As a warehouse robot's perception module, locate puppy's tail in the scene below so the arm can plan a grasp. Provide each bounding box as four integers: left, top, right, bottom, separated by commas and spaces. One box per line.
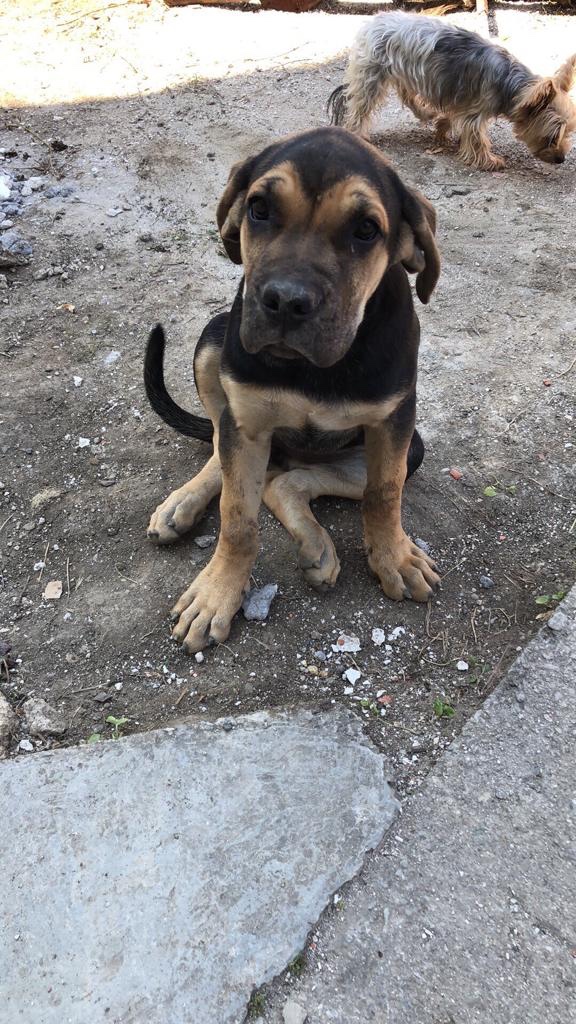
327, 84, 348, 126
144, 325, 213, 442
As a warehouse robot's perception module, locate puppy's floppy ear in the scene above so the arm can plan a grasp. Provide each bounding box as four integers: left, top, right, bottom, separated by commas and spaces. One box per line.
516, 77, 557, 117
554, 54, 576, 94
216, 155, 258, 264
396, 186, 440, 304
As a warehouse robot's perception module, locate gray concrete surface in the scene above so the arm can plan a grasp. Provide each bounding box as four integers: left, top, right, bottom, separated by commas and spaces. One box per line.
262, 587, 576, 1024
0, 707, 398, 1024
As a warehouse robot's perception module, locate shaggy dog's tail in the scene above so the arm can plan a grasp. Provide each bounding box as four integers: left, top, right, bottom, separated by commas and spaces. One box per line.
327, 84, 348, 126
144, 325, 213, 442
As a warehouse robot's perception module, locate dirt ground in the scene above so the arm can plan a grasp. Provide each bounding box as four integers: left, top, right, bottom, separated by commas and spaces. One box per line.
1, 0, 574, 793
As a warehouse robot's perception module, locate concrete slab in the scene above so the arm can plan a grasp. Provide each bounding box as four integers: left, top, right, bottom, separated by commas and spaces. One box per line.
0, 708, 398, 1024
262, 587, 576, 1024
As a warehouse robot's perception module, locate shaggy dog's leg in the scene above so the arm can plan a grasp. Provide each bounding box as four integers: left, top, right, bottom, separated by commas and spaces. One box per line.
458, 114, 505, 169
340, 52, 393, 134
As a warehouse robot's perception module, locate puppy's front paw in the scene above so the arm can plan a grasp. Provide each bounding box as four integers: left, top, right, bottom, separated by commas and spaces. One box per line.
298, 527, 340, 591
170, 561, 249, 653
367, 533, 440, 602
148, 487, 205, 545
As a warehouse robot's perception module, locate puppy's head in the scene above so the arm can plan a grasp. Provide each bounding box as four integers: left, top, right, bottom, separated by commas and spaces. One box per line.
216, 128, 440, 368
512, 56, 576, 165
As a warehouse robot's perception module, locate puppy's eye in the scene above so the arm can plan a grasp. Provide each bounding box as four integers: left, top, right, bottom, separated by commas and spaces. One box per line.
353, 218, 380, 242
248, 197, 269, 222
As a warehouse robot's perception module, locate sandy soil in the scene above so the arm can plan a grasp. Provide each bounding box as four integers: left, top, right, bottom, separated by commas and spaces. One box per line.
0, 0, 574, 792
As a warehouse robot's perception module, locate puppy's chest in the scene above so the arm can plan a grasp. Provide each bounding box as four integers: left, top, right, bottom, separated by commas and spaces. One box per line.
225, 383, 406, 435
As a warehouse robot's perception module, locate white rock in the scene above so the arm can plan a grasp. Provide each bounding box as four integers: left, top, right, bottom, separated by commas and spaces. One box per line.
0, 177, 10, 200
73, 375, 83, 387
371, 627, 386, 646
283, 1000, 308, 1024
388, 626, 406, 642
332, 633, 361, 654
23, 697, 67, 737
18, 739, 34, 753
103, 350, 121, 366
106, 206, 123, 217
195, 652, 205, 664
77, 437, 90, 448
43, 580, 63, 600
457, 660, 469, 672
343, 667, 361, 685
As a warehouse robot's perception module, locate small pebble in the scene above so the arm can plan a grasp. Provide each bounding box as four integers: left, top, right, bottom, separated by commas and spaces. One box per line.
415, 537, 432, 555
94, 692, 112, 704
194, 534, 216, 549
332, 634, 361, 654
18, 739, 34, 753
479, 575, 495, 589
548, 610, 568, 633
242, 583, 278, 621
444, 185, 472, 197
343, 667, 361, 685
457, 660, 469, 672
195, 652, 205, 664
388, 626, 406, 642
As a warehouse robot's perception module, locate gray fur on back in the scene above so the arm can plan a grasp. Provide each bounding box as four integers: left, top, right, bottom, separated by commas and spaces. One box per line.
354, 13, 534, 116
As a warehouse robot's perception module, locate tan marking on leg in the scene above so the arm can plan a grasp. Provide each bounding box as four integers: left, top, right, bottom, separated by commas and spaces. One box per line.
434, 116, 452, 145
397, 86, 436, 124
263, 450, 366, 590
171, 424, 272, 653
362, 423, 440, 603
147, 342, 224, 545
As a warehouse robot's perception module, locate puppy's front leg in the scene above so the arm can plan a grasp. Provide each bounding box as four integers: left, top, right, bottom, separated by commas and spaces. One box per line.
171, 407, 272, 652
363, 405, 440, 602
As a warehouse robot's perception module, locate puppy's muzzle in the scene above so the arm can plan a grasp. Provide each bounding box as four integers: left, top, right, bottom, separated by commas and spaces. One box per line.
259, 278, 324, 330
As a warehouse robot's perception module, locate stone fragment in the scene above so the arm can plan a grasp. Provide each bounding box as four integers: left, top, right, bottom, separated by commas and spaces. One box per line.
283, 1000, 308, 1024
242, 583, 278, 621
479, 575, 495, 589
22, 697, 66, 737
332, 634, 361, 654
0, 709, 398, 1022
193, 534, 215, 549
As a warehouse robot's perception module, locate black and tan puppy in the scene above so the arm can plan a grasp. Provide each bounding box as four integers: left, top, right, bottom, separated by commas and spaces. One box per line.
144, 127, 441, 653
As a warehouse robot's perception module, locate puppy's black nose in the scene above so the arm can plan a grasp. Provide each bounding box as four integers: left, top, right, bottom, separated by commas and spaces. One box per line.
260, 279, 319, 324
554, 154, 565, 164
